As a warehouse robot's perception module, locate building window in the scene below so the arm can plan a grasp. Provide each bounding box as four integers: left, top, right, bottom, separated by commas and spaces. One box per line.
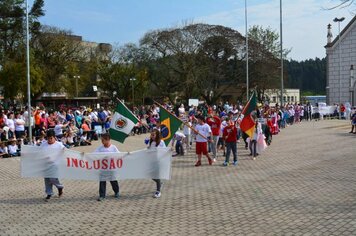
291, 96, 294, 102
273, 96, 276, 102
287, 96, 290, 102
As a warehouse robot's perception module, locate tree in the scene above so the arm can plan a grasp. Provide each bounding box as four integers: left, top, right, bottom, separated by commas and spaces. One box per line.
32, 25, 86, 98
0, 0, 44, 99
97, 44, 149, 104
247, 25, 290, 102
0, 0, 44, 64
140, 23, 246, 104
285, 58, 326, 95
326, 0, 355, 10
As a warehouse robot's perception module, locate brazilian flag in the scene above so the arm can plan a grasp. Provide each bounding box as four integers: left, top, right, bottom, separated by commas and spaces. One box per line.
159, 107, 183, 146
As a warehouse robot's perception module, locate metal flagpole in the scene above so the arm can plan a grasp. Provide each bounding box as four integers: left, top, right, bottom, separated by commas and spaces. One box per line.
245, 0, 249, 101
280, 0, 284, 107
26, 0, 32, 144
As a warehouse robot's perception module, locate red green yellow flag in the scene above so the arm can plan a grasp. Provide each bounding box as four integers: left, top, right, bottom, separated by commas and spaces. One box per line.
240, 92, 257, 138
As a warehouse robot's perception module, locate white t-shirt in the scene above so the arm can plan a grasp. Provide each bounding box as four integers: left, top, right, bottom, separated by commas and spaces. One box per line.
94, 144, 119, 153
6, 119, 15, 130
15, 119, 25, 131
40, 140, 65, 149
183, 122, 192, 135
178, 107, 185, 115
54, 124, 64, 136
148, 140, 166, 149
195, 123, 211, 142
8, 144, 18, 154
0, 146, 8, 154
173, 131, 186, 141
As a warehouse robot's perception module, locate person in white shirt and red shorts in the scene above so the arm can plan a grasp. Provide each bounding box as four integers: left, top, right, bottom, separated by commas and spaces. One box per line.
194, 115, 213, 167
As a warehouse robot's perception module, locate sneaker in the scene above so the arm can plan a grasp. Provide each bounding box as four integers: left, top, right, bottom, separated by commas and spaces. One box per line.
208, 158, 213, 165
153, 191, 161, 198
252, 157, 256, 160
114, 193, 120, 199
213, 158, 217, 162
58, 188, 63, 197
233, 161, 238, 166
195, 160, 201, 167
97, 197, 105, 201
45, 195, 51, 201
223, 162, 229, 166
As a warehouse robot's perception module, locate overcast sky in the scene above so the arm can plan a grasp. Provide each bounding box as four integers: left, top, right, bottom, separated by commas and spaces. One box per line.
37, 0, 354, 61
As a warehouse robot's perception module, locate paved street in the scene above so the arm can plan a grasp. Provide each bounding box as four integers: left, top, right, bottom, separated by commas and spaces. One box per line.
0, 119, 355, 235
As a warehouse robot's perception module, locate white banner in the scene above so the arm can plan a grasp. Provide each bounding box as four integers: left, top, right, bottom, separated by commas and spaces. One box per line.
21, 146, 172, 181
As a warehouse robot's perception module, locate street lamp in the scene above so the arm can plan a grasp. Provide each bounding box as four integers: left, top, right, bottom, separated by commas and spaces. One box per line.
73, 76, 80, 97
333, 16, 345, 119
130, 78, 136, 106
350, 65, 355, 106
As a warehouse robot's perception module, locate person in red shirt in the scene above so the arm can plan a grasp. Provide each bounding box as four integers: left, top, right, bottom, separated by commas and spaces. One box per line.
206, 112, 221, 161
222, 118, 238, 166
340, 104, 346, 119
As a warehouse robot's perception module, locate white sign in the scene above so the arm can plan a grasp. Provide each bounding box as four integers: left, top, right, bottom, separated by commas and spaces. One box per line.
188, 99, 199, 107
21, 146, 172, 181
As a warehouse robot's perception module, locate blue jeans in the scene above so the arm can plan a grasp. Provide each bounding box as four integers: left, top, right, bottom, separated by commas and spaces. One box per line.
210, 135, 219, 158
44, 178, 63, 196
225, 142, 237, 163
175, 140, 184, 155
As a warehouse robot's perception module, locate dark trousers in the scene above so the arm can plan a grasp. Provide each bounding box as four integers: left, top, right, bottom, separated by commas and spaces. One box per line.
153, 179, 161, 192
250, 140, 257, 157
175, 140, 184, 155
225, 142, 237, 163
99, 181, 119, 198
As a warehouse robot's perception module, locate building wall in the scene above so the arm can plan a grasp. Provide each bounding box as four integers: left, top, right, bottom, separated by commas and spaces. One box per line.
326, 22, 356, 106
265, 89, 300, 105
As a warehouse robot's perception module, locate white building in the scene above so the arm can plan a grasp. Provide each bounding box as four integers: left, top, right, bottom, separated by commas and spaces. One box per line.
264, 88, 300, 106
325, 16, 356, 106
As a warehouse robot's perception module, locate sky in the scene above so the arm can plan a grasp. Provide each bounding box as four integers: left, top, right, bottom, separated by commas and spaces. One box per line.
35, 0, 354, 61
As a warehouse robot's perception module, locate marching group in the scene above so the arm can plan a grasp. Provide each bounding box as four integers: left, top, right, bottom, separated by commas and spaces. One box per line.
0, 100, 354, 201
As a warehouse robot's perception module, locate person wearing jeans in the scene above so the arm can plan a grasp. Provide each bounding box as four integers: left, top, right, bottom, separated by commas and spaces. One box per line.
223, 119, 238, 166
206, 113, 221, 161
95, 133, 120, 201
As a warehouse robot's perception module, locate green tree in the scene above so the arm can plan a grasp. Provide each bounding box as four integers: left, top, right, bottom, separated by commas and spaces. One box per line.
247, 25, 290, 102
0, 0, 44, 99
140, 23, 245, 104
32, 25, 86, 98
97, 44, 149, 105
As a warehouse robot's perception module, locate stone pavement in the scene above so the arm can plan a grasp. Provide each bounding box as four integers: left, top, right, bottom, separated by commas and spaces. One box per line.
0, 120, 355, 235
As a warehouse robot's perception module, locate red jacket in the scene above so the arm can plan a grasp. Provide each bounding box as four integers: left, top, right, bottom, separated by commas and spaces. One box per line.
223, 124, 237, 142
206, 116, 221, 136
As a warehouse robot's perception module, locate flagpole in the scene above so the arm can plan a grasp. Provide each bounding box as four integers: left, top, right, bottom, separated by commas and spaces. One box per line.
153, 101, 210, 141
25, 0, 32, 144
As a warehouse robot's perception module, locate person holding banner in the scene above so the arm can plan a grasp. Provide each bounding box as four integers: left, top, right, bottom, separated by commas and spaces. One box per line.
147, 129, 166, 198
194, 115, 213, 167
41, 130, 65, 201
94, 133, 120, 201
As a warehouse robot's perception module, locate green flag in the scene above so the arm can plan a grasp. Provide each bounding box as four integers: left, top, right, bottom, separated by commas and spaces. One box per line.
109, 100, 139, 143
159, 107, 183, 146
